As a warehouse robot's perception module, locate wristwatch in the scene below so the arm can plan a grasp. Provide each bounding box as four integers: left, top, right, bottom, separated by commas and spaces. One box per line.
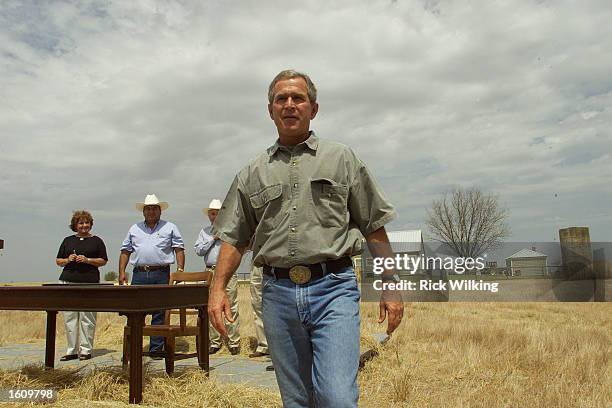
177, 268, 184, 272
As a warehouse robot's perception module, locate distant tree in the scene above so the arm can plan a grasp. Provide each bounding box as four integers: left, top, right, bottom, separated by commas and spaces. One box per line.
104, 271, 118, 282
426, 187, 510, 258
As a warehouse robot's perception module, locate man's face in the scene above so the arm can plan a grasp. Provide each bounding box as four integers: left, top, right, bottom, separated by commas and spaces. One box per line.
143, 205, 161, 224
207, 209, 218, 224
268, 77, 318, 142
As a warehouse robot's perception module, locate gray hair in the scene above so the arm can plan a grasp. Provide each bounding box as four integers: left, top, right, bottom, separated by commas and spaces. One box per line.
268, 69, 317, 103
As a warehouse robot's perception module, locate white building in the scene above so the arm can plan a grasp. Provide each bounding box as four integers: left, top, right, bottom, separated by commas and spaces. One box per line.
505, 248, 548, 276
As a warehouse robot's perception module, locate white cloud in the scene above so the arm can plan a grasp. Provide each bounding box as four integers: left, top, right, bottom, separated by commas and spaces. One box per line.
0, 0, 611, 280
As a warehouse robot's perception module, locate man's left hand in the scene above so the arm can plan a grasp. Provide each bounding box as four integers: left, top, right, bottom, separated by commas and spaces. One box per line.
208, 287, 233, 337
378, 290, 404, 335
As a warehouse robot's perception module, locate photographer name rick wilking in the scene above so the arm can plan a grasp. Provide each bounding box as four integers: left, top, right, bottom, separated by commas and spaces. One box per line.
372, 278, 499, 293
371, 255, 499, 293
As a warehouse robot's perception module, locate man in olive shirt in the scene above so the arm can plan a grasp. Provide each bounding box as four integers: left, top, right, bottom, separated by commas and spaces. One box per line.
210, 70, 403, 408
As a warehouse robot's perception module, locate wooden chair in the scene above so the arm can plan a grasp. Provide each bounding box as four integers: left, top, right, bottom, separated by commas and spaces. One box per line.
122, 271, 212, 374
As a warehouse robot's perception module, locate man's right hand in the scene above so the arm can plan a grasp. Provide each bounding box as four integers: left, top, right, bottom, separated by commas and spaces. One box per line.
208, 287, 233, 337
208, 241, 245, 336
118, 251, 131, 285
118, 272, 128, 285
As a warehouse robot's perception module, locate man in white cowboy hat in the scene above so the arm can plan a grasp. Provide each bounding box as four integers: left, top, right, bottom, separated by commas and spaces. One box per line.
195, 198, 241, 355
118, 194, 185, 357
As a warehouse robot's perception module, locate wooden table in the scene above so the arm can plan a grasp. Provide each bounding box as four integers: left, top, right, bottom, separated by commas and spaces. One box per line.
0, 284, 209, 404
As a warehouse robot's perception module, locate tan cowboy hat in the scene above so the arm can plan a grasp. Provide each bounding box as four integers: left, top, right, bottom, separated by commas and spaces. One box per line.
136, 194, 169, 211
203, 199, 222, 215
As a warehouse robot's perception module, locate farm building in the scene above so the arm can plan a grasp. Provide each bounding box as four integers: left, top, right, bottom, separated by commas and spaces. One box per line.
505, 248, 548, 276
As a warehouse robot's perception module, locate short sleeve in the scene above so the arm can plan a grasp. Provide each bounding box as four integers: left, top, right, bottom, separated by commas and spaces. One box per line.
96, 237, 108, 260
348, 157, 397, 236
56, 238, 68, 259
120, 230, 134, 252
213, 174, 258, 246
171, 224, 185, 249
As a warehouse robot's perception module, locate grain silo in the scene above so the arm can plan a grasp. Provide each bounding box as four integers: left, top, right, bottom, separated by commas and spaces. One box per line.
559, 227, 593, 280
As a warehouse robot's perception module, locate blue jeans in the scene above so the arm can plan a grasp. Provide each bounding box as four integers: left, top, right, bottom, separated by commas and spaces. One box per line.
131, 268, 170, 352
262, 265, 360, 408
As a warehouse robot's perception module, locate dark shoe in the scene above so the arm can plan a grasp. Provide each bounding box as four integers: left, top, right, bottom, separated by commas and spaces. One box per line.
209, 346, 221, 355
249, 351, 269, 358
229, 346, 240, 356
79, 354, 92, 361
359, 349, 379, 370
149, 351, 165, 360
266, 364, 275, 371
60, 354, 79, 361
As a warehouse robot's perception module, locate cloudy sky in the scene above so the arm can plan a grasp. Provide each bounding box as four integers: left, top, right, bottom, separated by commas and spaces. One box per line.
1, 0, 610, 281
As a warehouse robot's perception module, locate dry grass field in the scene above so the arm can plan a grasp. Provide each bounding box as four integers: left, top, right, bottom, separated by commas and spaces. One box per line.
0, 283, 610, 407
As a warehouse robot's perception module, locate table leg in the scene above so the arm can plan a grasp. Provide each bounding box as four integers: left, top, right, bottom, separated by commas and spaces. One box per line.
127, 312, 145, 404
45, 311, 57, 369
198, 307, 209, 373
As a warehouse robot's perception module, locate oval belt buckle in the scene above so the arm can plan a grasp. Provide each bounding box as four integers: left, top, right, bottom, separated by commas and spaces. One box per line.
289, 265, 311, 284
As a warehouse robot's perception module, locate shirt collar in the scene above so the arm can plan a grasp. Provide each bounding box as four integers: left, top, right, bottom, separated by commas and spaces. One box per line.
140, 219, 164, 232
268, 131, 319, 156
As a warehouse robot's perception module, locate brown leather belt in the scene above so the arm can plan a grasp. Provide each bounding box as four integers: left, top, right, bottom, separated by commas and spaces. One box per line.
263, 256, 353, 284
133, 264, 170, 273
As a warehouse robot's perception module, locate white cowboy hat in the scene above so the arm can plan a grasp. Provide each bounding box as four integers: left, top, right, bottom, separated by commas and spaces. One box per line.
203, 199, 222, 214
136, 194, 169, 211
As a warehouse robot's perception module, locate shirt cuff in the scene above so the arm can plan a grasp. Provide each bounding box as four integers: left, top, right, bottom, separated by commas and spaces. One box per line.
365, 210, 397, 236
218, 231, 240, 247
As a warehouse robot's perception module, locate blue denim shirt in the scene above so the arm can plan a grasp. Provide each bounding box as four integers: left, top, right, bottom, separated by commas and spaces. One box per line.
121, 220, 184, 265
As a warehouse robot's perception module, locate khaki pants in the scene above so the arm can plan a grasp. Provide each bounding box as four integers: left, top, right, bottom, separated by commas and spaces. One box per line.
59, 280, 96, 355
250, 265, 268, 353
209, 271, 240, 348
63, 310, 97, 355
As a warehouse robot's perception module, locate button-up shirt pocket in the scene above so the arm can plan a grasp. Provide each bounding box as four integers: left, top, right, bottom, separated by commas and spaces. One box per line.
310, 177, 349, 228
249, 184, 285, 233
154, 230, 173, 251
